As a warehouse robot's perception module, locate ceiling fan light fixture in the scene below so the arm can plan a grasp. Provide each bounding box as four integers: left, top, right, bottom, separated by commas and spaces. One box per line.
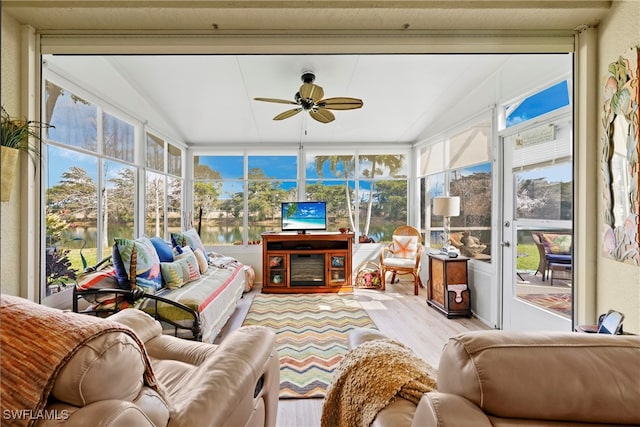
254, 72, 362, 124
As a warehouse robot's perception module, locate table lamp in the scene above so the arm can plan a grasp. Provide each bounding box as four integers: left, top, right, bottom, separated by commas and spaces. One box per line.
433, 196, 460, 255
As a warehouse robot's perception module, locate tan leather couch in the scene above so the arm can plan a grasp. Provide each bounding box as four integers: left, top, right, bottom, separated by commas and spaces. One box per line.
38, 309, 280, 427
350, 329, 640, 427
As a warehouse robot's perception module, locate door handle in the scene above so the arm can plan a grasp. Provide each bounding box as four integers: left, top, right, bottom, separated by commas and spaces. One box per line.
501, 241, 511, 247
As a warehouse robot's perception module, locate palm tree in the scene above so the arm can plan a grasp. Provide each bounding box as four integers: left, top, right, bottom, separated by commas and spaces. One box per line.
359, 155, 404, 236
314, 154, 405, 238
314, 155, 356, 231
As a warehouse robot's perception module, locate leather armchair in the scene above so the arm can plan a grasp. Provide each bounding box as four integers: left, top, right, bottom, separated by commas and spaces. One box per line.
36, 308, 280, 427
349, 328, 640, 427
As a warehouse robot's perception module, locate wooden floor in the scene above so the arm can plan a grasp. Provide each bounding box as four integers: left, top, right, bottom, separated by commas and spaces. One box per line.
217, 279, 489, 427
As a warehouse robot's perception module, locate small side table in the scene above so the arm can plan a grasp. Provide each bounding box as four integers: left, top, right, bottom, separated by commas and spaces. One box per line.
426, 253, 471, 318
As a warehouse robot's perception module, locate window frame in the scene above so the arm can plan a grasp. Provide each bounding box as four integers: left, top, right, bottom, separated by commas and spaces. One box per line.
41, 72, 186, 299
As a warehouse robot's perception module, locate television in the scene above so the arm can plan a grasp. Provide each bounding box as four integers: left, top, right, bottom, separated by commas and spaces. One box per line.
281, 201, 327, 233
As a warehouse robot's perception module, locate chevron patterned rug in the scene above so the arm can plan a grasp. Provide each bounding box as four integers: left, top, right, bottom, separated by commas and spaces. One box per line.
242, 293, 377, 399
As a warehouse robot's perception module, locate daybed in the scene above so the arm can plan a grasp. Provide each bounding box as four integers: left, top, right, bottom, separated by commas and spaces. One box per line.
73, 230, 254, 343
1, 295, 279, 427
340, 328, 640, 427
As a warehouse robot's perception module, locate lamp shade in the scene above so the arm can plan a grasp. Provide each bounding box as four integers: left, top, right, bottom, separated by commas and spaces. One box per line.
433, 196, 460, 217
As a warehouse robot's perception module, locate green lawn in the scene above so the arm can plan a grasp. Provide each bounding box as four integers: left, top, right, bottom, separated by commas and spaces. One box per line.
517, 243, 539, 271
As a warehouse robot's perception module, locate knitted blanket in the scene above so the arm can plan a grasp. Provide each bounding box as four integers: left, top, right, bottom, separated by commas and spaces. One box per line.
0, 295, 159, 427
321, 338, 437, 427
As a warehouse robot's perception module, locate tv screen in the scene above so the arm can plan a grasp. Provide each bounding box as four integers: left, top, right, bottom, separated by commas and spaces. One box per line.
281, 201, 327, 233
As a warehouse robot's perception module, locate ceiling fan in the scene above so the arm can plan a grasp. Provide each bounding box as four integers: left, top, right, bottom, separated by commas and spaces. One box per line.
254, 72, 363, 124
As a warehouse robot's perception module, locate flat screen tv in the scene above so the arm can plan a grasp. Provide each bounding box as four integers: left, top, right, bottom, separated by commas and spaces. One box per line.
281, 201, 327, 233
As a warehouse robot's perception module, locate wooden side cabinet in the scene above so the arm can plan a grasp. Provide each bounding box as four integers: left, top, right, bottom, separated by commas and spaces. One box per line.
426, 253, 471, 318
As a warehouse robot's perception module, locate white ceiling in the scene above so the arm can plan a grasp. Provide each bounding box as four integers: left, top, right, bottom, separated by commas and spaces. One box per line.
47, 53, 556, 147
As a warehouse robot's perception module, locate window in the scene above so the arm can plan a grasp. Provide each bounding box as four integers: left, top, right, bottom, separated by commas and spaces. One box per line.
357, 154, 407, 242
505, 80, 570, 128
307, 153, 407, 242
145, 133, 183, 239
103, 112, 134, 162
194, 155, 246, 245
306, 155, 356, 235
193, 151, 408, 244
420, 117, 493, 261
43, 79, 184, 298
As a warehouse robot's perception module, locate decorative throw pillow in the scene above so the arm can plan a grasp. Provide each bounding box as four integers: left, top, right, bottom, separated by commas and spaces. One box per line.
75, 267, 120, 303
392, 235, 419, 259
113, 236, 163, 292
193, 247, 209, 274
243, 265, 256, 293
160, 260, 189, 288
174, 246, 201, 283
150, 237, 174, 263
171, 229, 207, 255
541, 233, 572, 255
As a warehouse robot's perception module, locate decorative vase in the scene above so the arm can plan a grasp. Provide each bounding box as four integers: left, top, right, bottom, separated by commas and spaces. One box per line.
1, 146, 19, 202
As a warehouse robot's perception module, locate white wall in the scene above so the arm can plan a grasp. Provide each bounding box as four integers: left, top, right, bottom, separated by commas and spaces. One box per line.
596, 1, 640, 333
1, 13, 24, 297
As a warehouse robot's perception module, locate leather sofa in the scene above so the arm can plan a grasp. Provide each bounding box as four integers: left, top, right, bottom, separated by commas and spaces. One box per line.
349, 328, 640, 427
1, 298, 280, 427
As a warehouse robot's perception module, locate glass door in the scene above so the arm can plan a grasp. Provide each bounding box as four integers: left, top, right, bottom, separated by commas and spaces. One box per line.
501, 113, 573, 331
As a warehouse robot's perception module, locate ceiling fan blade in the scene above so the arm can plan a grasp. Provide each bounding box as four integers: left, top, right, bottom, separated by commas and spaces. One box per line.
273, 108, 303, 120
254, 97, 298, 105
318, 97, 364, 110
299, 83, 324, 102
309, 108, 335, 124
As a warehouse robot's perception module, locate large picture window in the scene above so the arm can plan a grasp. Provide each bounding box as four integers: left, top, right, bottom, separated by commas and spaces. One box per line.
420, 117, 493, 261
43, 79, 184, 297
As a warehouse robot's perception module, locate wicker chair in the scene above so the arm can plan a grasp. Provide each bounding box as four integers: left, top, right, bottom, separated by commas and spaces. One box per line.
531, 232, 572, 282
379, 225, 424, 295
531, 232, 549, 279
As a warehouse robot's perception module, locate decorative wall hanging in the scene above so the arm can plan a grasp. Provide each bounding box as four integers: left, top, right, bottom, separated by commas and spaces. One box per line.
601, 46, 639, 265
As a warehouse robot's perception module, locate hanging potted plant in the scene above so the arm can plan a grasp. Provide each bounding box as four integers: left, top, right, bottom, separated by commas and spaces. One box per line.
1, 106, 53, 202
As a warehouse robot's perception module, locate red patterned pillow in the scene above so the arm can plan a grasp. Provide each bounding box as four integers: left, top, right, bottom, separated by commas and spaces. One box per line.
75, 267, 119, 303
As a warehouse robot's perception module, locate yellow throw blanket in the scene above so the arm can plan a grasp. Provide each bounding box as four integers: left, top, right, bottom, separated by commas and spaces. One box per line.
0, 295, 159, 427
321, 338, 437, 427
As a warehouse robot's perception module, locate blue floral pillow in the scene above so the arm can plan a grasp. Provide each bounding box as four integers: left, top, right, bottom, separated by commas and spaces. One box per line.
113, 236, 163, 292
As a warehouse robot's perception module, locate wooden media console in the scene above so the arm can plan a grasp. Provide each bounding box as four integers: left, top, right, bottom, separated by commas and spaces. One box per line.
261, 232, 354, 293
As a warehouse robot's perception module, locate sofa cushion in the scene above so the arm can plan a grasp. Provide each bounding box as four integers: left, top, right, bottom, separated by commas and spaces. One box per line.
437, 330, 640, 425
541, 233, 572, 255
52, 331, 148, 406
160, 259, 188, 288
75, 267, 120, 302
171, 228, 206, 255
193, 247, 209, 274
151, 237, 174, 263
174, 246, 201, 283
113, 236, 163, 292
391, 235, 418, 259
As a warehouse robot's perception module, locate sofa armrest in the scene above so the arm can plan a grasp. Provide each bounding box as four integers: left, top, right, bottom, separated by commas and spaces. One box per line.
36, 401, 156, 427
109, 308, 163, 343
158, 325, 279, 427
412, 393, 493, 427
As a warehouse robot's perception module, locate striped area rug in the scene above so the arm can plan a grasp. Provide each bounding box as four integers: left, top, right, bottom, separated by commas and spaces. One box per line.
242, 293, 377, 399
519, 292, 572, 317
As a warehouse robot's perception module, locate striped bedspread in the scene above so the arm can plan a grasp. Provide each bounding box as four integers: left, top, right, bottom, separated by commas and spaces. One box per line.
138, 263, 247, 342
